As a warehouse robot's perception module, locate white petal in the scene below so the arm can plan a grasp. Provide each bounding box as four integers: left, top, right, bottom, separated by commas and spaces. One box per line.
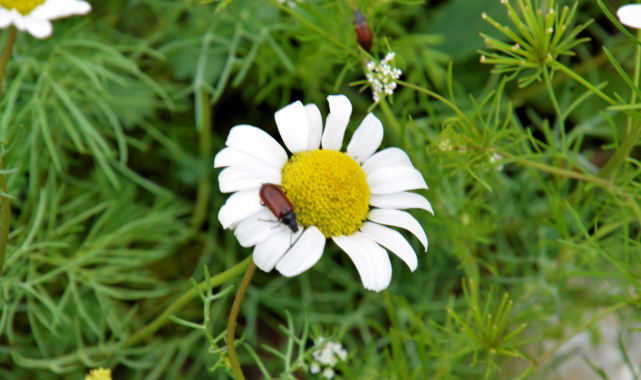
218, 190, 263, 230
24, 17, 53, 39
305, 104, 323, 150
333, 232, 392, 292
254, 227, 303, 272
346, 113, 383, 164
218, 165, 281, 193
275, 101, 308, 154
31, 0, 91, 19
321, 95, 352, 150
0, 9, 13, 28
214, 147, 281, 170
618, 4, 641, 29
367, 166, 428, 194
333, 234, 373, 290
225, 125, 288, 167
367, 209, 428, 251
360, 222, 418, 271
10, 10, 27, 31
369, 192, 434, 215
275, 227, 326, 277
234, 209, 284, 248
361, 147, 413, 174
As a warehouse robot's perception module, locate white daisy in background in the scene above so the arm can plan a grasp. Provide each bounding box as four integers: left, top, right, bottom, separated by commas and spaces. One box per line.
0, 0, 91, 39
215, 95, 433, 292
617, 4, 641, 29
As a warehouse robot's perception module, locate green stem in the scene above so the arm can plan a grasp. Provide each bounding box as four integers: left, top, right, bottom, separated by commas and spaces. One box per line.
627, 30, 641, 132
378, 98, 401, 147
597, 124, 641, 179
546, 61, 641, 183
122, 256, 252, 348
536, 298, 633, 365
227, 261, 257, 380
0, 157, 10, 275
553, 61, 617, 106
382, 290, 398, 329
0, 26, 18, 275
484, 148, 618, 192
265, 0, 349, 52
397, 80, 472, 126
515, 295, 641, 378
595, 30, 641, 180
514, 157, 617, 192
542, 66, 565, 151
511, 49, 611, 102
191, 87, 212, 230
0, 26, 16, 89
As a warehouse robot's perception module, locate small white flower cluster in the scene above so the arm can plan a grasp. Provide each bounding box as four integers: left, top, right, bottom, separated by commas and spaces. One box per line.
366, 52, 402, 103
277, 0, 300, 8
489, 152, 504, 171
438, 138, 453, 153
309, 338, 348, 379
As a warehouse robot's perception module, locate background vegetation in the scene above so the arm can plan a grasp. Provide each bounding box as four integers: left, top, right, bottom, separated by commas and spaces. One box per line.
0, 0, 639, 379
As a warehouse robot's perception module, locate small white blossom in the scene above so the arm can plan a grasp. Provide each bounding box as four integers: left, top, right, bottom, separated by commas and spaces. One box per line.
309, 339, 348, 378
438, 138, 453, 153
489, 152, 504, 171
322, 367, 335, 379
365, 51, 402, 103
277, 0, 301, 8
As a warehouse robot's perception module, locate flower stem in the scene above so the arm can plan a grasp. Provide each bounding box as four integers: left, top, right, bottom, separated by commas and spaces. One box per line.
378, 98, 401, 145
123, 256, 252, 348
626, 30, 641, 132
553, 61, 617, 106
0, 26, 18, 275
514, 294, 641, 379
0, 26, 17, 89
191, 87, 212, 230
265, 0, 349, 52
227, 261, 257, 380
397, 80, 472, 126
554, 53, 641, 180
596, 123, 641, 180
542, 66, 565, 151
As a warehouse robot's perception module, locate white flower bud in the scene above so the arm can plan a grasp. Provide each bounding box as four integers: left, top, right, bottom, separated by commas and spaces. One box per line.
322, 368, 335, 379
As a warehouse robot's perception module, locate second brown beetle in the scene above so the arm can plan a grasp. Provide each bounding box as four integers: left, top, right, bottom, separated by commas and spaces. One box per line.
354, 10, 373, 52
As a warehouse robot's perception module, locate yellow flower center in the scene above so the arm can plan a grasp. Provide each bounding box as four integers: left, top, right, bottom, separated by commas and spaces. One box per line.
0, 0, 45, 15
281, 149, 370, 238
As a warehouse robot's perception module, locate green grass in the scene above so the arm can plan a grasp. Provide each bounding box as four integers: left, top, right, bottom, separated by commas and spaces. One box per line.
0, 0, 640, 379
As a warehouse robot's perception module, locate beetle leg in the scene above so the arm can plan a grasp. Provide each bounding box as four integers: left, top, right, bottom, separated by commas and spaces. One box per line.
258, 218, 282, 229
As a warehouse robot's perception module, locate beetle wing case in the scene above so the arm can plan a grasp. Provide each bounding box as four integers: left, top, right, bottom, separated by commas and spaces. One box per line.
259, 183, 299, 232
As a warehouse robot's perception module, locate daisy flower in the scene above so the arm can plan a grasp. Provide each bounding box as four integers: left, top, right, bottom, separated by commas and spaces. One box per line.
0, 0, 91, 39
617, 4, 641, 29
215, 95, 433, 292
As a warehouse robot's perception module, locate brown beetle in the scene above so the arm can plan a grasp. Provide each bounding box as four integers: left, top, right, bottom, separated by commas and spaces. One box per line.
354, 10, 373, 52
259, 183, 299, 233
